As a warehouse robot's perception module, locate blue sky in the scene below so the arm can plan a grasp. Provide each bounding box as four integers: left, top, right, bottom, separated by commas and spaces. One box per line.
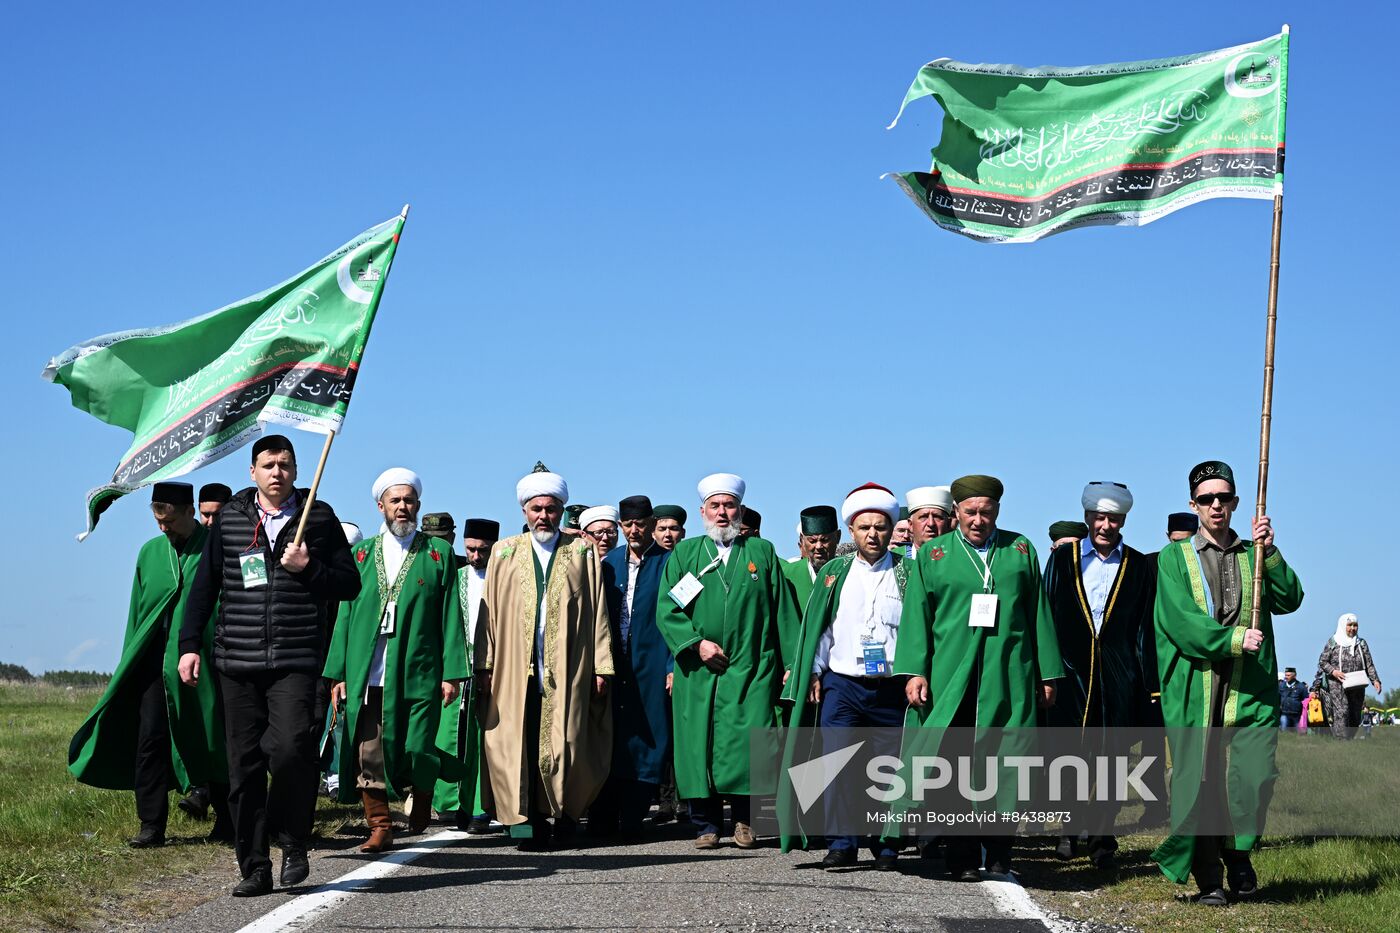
4, 4, 1396, 688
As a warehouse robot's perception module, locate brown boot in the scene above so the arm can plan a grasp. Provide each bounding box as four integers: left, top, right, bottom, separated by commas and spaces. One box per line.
408, 788, 432, 835
360, 789, 393, 853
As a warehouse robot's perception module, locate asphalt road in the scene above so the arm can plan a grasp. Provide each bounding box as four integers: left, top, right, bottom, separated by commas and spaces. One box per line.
163, 821, 1059, 933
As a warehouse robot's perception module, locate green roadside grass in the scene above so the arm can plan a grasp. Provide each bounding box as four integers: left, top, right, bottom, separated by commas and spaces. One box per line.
0, 683, 360, 931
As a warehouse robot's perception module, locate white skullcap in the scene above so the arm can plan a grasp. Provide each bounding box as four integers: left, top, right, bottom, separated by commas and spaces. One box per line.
1081, 481, 1134, 515
373, 468, 422, 503
841, 483, 899, 526
579, 505, 619, 530
341, 522, 363, 546
697, 472, 745, 503
906, 485, 954, 514
517, 469, 569, 507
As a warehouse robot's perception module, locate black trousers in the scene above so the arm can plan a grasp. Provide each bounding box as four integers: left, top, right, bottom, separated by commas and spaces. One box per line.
218, 670, 319, 878
133, 654, 172, 832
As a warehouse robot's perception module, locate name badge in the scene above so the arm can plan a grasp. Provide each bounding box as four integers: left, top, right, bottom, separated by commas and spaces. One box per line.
969, 592, 998, 628
239, 551, 269, 589
380, 601, 397, 637
668, 572, 704, 609
862, 641, 889, 677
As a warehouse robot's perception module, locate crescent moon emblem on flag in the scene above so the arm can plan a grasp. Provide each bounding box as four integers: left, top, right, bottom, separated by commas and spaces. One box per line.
336, 241, 376, 305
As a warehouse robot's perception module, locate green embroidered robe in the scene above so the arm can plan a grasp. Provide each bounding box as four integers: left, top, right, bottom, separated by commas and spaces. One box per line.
433, 564, 485, 815
1151, 537, 1304, 884
780, 559, 816, 663
69, 527, 226, 791
323, 532, 469, 801
657, 534, 798, 799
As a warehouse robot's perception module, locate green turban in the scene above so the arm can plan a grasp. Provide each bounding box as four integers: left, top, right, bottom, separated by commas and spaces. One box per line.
653, 504, 687, 524
950, 474, 1004, 502
799, 506, 838, 535
1048, 520, 1089, 542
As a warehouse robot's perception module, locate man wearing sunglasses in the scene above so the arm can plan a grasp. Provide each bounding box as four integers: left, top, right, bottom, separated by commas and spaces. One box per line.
1151, 460, 1304, 906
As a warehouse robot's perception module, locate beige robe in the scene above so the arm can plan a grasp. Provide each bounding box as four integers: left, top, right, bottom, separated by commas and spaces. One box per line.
475, 533, 614, 824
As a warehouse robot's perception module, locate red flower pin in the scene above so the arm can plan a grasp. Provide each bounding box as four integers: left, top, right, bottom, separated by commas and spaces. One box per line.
930, 546, 945, 561
430, 550, 441, 562
1014, 541, 1029, 555
356, 549, 366, 563
824, 575, 837, 588
417, 578, 424, 586
747, 561, 756, 573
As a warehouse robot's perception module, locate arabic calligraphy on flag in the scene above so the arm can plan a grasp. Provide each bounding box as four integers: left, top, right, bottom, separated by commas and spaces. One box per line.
886, 32, 1287, 243
42, 212, 405, 538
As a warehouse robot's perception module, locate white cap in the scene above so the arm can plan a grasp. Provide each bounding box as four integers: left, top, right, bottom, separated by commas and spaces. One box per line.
698, 472, 745, 503
373, 468, 422, 503
906, 485, 954, 514
517, 469, 569, 507
341, 522, 363, 546
579, 505, 619, 530
1081, 481, 1133, 515
841, 483, 899, 526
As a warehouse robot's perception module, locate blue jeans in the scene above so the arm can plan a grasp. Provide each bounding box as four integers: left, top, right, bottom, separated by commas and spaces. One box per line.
1280, 713, 1301, 730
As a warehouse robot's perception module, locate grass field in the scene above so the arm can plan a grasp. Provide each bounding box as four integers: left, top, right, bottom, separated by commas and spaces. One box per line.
0, 683, 361, 931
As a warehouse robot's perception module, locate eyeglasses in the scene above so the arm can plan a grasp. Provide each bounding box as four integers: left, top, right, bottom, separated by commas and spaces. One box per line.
586, 527, 619, 539
1192, 493, 1235, 507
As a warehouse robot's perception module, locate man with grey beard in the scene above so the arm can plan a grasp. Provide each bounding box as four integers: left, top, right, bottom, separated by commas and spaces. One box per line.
657, 473, 799, 850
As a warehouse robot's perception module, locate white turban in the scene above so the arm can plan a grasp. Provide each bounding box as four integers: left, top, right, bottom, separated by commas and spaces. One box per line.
906, 485, 954, 514
697, 472, 745, 503
341, 522, 363, 546
1081, 481, 1134, 515
517, 470, 569, 507
373, 467, 422, 503
579, 505, 619, 530
841, 483, 899, 526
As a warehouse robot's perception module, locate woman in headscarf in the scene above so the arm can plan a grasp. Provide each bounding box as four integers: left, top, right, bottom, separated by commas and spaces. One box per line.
1316, 613, 1381, 739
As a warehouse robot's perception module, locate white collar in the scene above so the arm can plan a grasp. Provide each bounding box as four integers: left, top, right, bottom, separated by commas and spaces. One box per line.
853, 551, 893, 572
1081, 537, 1123, 562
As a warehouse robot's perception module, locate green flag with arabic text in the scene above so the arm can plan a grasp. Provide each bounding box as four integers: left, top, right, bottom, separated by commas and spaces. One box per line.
43, 211, 406, 538
887, 31, 1287, 242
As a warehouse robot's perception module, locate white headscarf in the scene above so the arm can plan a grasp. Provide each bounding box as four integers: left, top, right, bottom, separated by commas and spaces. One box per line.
1334, 612, 1359, 654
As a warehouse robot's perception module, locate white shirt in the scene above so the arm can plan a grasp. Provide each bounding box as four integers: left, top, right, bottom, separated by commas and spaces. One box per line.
619, 550, 642, 645
814, 552, 902, 677
1078, 537, 1123, 634
368, 529, 415, 688
530, 531, 560, 686
258, 491, 299, 548
714, 539, 733, 565
465, 565, 487, 657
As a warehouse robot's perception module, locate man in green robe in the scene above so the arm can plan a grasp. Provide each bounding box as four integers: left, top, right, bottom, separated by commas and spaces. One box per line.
780, 505, 839, 662
69, 482, 229, 848
894, 474, 1063, 880
1152, 460, 1303, 905
657, 472, 799, 850
324, 468, 468, 853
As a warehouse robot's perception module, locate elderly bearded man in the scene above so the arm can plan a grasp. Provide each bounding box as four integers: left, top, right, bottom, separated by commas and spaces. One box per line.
1044, 482, 1159, 870
779, 484, 907, 869
657, 473, 799, 849
1151, 460, 1303, 905
589, 496, 675, 839
435, 518, 500, 833
70, 482, 230, 848
476, 464, 614, 850
895, 486, 955, 557
580, 505, 620, 559
894, 474, 1063, 880
323, 469, 467, 852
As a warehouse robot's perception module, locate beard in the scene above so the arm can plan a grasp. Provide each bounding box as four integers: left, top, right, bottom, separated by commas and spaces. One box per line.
704, 519, 740, 546
532, 523, 559, 544
387, 518, 416, 538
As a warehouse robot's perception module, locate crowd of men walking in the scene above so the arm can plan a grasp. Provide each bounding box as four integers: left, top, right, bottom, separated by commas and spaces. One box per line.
68, 435, 1382, 909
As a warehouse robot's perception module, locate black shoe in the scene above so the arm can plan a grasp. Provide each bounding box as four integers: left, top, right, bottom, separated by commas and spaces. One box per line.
1091, 850, 1116, 871
874, 853, 899, 872
279, 848, 310, 887
821, 848, 857, 870
177, 787, 211, 821
232, 868, 273, 898
127, 826, 165, 849
986, 859, 1012, 876
467, 815, 493, 835
1194, 887, 1229, 907
1055, 836, 1077, 860
1225, 855, 1258, 899
919, 840, 943, 861
955, 867, 982, 883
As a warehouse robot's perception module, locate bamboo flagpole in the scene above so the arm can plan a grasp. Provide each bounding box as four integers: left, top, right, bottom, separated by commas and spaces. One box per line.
1248, 26, 1289, 631
290, 203, 411, 547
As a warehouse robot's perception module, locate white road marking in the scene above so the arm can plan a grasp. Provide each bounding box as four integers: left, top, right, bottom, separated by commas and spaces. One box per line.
982, 870, 1067, 932
234, 829, 468, 933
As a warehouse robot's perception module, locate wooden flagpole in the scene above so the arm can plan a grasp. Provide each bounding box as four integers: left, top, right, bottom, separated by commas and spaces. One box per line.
1247, 191, 1284, 631
290, 203, 410, 548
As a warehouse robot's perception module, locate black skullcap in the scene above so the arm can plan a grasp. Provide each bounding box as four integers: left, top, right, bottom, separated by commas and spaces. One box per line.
898, 506, 910, 522
1048, 520, 1089, 542
151, 481, 194, 506
1189, 460, 1235, 495
653, 504, 687, 524
1284, 667, 1297, 673
619, 495, 653, 521
464, 518, 500, 540
800, 506, 838, 535
251, 434, 296, 463
741, 507, 762, 531
1167, 512, 1200, 534
564, 504, 588, 530
198, 482, 232, 504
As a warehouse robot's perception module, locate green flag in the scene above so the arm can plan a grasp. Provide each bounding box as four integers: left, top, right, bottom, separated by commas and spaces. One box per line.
887, 31, 1287, 243
43, 210, 407, 538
